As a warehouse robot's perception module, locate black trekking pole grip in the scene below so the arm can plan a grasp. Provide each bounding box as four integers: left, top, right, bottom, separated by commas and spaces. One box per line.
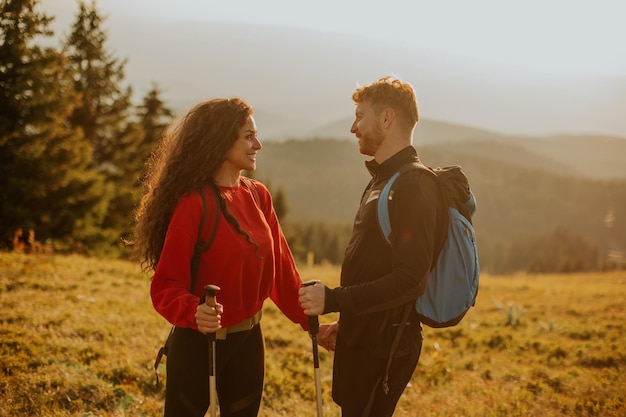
204, 284, 221, 342
204, 284, 220, 307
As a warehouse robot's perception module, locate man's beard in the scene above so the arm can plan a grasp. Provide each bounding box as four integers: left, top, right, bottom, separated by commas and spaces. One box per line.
358, 123, 385, 156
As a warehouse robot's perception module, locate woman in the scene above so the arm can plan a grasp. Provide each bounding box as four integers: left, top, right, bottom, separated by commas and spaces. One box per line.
133, 98, 309, 417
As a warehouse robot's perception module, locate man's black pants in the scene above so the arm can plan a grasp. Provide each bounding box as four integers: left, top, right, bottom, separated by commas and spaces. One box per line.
332, 338, 422, 417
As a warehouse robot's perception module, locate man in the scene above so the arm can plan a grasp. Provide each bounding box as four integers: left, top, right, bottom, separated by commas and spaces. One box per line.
299, 76, 444, 416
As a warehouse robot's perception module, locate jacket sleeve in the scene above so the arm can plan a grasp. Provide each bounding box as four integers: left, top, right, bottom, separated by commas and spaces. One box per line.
255, 182, 309, 331
150, 193, 203, 330
325, 172, 441, 315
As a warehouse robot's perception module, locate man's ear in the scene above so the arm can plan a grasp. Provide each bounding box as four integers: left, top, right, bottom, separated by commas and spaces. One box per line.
381, 108, 395, 128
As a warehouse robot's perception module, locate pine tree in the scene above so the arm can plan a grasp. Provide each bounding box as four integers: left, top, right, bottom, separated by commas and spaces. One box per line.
272, 186, 289, 221
64, 1, 144, 242
100, 84, 174, 238
133, 83, 173, 181
0, 0, 107, 248
64, 0, 132, 168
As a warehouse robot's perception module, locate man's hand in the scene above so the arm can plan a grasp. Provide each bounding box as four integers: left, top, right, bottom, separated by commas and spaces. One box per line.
298, 281, 326, 316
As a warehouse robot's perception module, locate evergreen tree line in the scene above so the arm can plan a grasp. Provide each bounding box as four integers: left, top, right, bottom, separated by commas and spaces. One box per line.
285, 222, 610, 273
0, 0, 345, 263
247, 176, 350, 267
1, 0, 173, 253
285, 222, 352, 266
478, 227, 609, 274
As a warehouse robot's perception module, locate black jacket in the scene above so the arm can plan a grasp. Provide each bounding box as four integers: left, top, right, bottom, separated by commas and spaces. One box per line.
324, 146, 444, 358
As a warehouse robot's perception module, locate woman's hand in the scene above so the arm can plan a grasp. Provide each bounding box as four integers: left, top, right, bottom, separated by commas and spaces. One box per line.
318, 321, 339, 351
195, 303, 223, 334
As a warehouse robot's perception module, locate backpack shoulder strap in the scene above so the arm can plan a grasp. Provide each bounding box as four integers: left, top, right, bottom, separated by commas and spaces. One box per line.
240, 176, 262, 207
189, 187, 221, 293
377, 162, 436, 245
378, 171, 401, 245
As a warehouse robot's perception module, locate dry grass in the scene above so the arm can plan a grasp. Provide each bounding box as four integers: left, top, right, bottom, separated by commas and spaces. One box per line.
0, 253, 624, 416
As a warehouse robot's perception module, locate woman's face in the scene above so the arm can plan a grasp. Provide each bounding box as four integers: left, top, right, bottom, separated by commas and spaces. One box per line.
222, 116, 261, 173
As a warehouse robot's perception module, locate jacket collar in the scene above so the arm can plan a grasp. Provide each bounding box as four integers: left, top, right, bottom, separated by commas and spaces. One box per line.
365, 146, 420, 180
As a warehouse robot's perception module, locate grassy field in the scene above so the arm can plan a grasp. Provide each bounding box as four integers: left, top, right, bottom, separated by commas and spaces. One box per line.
0, 252, 624, 416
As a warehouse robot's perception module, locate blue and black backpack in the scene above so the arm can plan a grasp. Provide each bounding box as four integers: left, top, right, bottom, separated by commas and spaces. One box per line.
378, 162, 480, 328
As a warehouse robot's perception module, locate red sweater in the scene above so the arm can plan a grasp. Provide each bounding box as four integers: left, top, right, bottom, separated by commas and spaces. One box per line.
150, 179, 308, 332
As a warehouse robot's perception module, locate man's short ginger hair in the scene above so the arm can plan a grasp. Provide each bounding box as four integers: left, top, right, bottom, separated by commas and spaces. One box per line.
352, 76, 419, 128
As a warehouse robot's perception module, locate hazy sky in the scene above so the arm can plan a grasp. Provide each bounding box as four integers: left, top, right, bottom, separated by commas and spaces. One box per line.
40, 0, 626, 137
46, 0, 626, 79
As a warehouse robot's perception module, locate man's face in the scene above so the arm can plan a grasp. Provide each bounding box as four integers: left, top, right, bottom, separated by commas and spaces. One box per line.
350, 100, 384, 157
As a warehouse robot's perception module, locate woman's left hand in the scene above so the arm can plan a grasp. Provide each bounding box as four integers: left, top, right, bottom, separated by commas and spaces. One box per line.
195, 303, 223, 334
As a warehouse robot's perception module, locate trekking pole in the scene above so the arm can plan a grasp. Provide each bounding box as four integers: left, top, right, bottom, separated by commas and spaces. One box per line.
302, 280, 323, 417
204, 284, 221, 417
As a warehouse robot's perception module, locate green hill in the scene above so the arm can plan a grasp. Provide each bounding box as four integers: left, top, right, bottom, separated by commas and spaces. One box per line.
304, 118, 626, 180
255, 138, 626, 273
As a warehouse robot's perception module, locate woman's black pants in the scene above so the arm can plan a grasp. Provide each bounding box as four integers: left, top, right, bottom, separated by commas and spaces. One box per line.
164, 324, 265, 417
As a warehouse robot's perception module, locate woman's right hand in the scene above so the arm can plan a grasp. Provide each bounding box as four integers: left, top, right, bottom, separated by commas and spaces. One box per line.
195, 303, 223, 334
318, 321, 339, 351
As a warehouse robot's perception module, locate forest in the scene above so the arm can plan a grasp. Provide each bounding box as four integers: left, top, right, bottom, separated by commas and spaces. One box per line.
1, 0, 625, 274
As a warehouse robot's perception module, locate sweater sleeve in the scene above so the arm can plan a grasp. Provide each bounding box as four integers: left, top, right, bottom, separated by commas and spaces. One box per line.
150, 192, 203, 330
255, 182, 309, 331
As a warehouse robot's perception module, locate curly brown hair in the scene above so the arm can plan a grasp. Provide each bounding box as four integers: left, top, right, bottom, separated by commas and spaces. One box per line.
352, 76, 419, 129
132, 98, 254, 271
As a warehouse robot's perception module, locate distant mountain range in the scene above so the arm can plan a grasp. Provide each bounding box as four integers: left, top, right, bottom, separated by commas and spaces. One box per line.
255, 134, 626, 223
253, 138, 626, 272
259, 115, 626, 180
